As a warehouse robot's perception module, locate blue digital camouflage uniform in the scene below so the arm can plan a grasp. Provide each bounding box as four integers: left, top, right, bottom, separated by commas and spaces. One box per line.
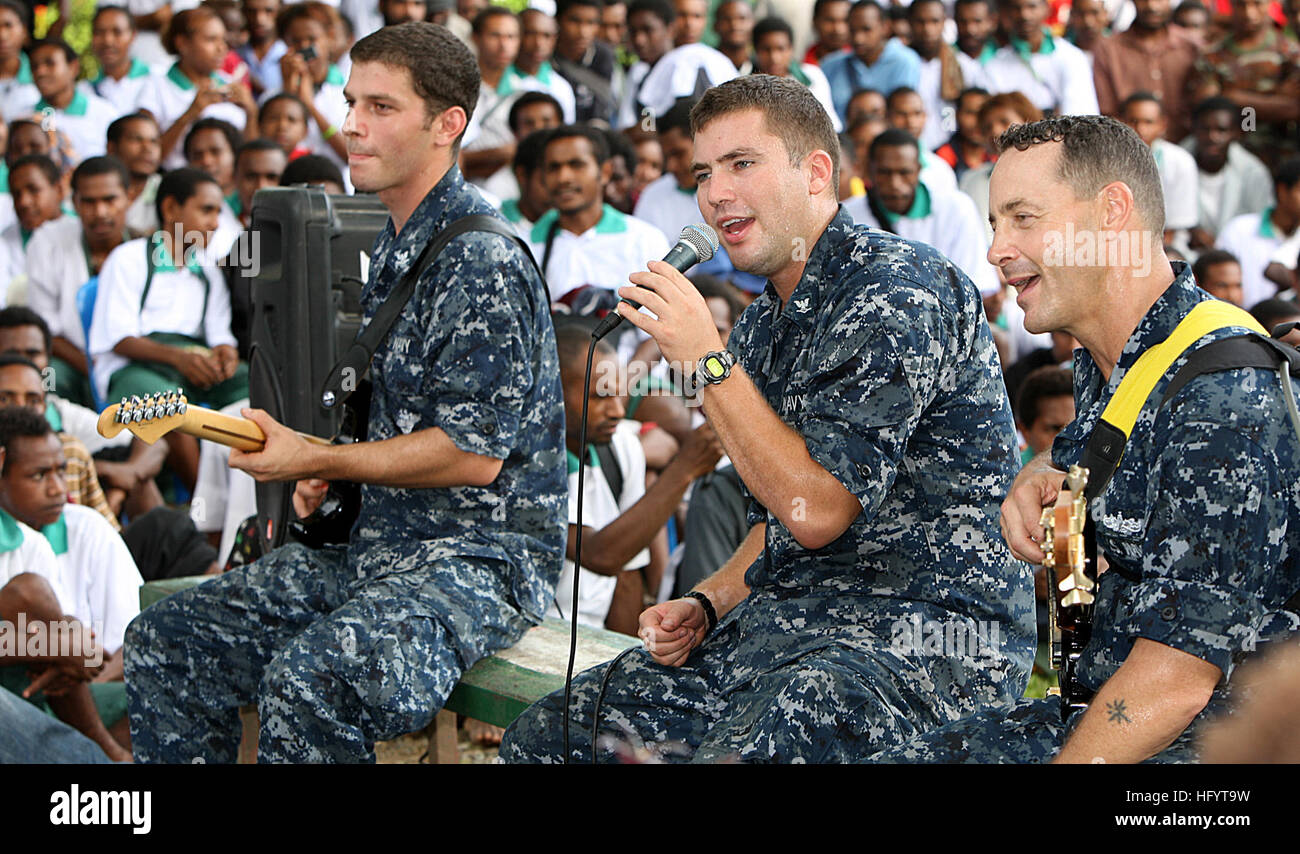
124, 166, 567, 763
868, 262, 1300, 763
501, 207, 1036, 763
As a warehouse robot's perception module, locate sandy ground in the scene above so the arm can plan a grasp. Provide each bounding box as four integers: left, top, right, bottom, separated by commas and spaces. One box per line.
375, 724, 501, 764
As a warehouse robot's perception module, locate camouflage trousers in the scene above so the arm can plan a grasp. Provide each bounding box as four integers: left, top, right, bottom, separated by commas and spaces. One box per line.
864, 696, 1198, 763
500, 605, 944, 764
124, 542, 529, 764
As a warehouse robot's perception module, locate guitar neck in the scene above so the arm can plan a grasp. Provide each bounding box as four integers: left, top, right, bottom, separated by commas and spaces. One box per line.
178, 407, 333, 452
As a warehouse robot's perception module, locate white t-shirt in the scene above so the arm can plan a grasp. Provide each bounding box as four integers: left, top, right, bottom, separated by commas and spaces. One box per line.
81, 58, 155, 117
618, 43, 738, 128
632, 173, 704, 247
138, 63, 248, 170
549, 420, 649, 629
26, 215, 92, 350
1216, 210, 1291, 309
33, 88, 121, 161
0, 512, 59, 595
1153, 139, 1199, 232
982, 34, 1099, 116
88, 236, 236, 400
528, 204, 670, 303
46, 504, 143, 654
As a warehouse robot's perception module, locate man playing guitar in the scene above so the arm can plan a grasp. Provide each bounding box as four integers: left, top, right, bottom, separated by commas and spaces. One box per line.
122, 22, 567, 763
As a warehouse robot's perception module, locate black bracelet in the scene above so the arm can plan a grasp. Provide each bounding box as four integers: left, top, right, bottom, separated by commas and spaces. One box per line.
683, 591, 718, 634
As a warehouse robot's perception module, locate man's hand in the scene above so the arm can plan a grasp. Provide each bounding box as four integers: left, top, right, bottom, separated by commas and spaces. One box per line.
292, 478, 330, 518
676, 422, 725, 480
213, 344, 239, 381
1000, 453, 1066, 564
187, 81, 227, 118
638, 596, 710, 667
619, 260, 725, 369
229, 408, 322, 482
172, 349, 224, 389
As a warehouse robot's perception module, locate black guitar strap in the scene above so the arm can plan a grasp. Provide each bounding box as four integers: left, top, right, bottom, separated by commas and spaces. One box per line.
319, 214, 540, 409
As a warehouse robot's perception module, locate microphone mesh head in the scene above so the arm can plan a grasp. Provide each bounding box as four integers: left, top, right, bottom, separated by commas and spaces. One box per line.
679, 223, 719, 264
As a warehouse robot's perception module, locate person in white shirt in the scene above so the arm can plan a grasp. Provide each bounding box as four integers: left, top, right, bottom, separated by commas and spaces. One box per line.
550, 322, 722, 633
845, 128, 999, 295
981, 0, 1099, 115
0, 155, 67, 299
139, 6, 258, 171
1216, 157, 1300, 309
88, 168, 245, 487
0, 0, 39, 120
530, 125, 670, 304
617, 0, 737, 130
106, 112, 164, 238
24, 39, 119, 162
461, 6, 530, 186
85, 6, 154, 118
751, 16, 842, 133
1183, 95, 1275, 251
515, 9, 578, 122
26, 158, 134, 409
1119, 91, 1199, 249
500, 127, 554, 237
274, 1, 350, 174
885, 87, 958, 192
908, 0, 969, 151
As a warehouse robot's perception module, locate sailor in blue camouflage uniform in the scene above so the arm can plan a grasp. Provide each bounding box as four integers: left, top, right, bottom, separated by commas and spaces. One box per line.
500, 75, 1034, 764
869, 116, 1300, 764
124, 23, 566, 764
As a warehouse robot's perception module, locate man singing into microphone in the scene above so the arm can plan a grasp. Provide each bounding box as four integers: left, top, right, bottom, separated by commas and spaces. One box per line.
123, 23, 567, 764
501, 75, 1034, 764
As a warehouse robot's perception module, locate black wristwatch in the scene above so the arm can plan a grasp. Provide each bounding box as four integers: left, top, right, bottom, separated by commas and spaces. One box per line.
695, 349, 736, 387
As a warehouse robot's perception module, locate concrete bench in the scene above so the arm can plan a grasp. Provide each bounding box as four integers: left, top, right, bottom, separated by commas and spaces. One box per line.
138, 577, 639, 763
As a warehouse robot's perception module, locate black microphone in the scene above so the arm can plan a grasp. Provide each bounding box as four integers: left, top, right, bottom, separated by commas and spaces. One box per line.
591, 222, 720, 340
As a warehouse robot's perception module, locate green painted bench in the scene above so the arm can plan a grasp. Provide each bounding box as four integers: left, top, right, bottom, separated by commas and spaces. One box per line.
138, 577, 640, 763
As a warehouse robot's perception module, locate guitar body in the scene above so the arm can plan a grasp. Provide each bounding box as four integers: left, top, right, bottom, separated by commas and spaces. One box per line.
287, 380, 371, 548
1041, 465, 1097, 719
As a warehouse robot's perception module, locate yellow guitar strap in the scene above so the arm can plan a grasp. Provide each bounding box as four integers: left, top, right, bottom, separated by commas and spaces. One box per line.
1098, 299, 1266, 442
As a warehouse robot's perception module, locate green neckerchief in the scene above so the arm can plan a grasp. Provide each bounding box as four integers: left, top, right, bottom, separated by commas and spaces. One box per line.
510, 61, 554, 86
882, 182, 933, 226
41, 515, 68, 556
226, 191, 243, 217
93, 56, 151, 84
1259, 206, 1276, 239
44, 400, 62, 432
502, 198, 523, 223
165, 62, 223, 91
530, 204, 626, 242
495, 65, 525, 96
19, 226, 31, 248
36, 87, 89, 117
0, 161, 7, 193
8, 52, 33, 84
1010, 28, 1057, 59
325, 64, 345, 86
565, 443, 600, 475
788, 62, 811, 87
954, 41, 997, 65
149, 232, 205, 275
0, 506, 26, 553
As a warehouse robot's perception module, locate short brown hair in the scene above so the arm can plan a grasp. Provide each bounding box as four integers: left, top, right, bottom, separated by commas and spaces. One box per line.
349, 22, 480, 152
689, 75, 841, 193
996, 115, 1165, 233
164, 6, 221, 55
976, 91, 1042, 128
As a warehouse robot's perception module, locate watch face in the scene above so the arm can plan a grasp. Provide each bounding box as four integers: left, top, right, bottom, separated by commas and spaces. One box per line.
703, 355, 726, 378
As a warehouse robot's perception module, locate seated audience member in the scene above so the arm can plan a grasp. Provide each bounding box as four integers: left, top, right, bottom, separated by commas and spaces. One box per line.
959, 91, 1042, 242
602, 128, 638, 215
227, 138, 287, 230
0, 308, 166, 520
1216, 157, 1300, 308
0, 408, 143, 695
482, 91, 563, 202
237, 0, 287, 100
86, 6, 153, 118
1250, 297, 1300, 345
106, 112, 164, 238
88, 168, 246, 489
184, 117, 240, 198
751, 16, 841, 131
672, 0, 707, 46
1119, 91, 1199, 248
951, 0, 995, 88
628, 132, 663, 203
845, 87, 887, 125
141, 6, 258, 171
616, 0, 736, 129
0, 1, 37, 119
846, 129, 997, 295
551, 321, 722, 634
0, 547, 129, 762
258, 93, 311, 160
1192, 248, 1245, 305
1065, 0, 1110, 55
0, 154, 67, 297
552, 0, 620, 125
885, 87, 957, 191
1003, 329, 1077, 404
530, 125, 670, 307
25, 38, 119, 162
980, 0, 1098, 115
514, 9, 578, 123
1091, 0, 1199, 142
806, 0, 852, 66
934, 87, 993, 183
279, 153, 345, 193
1013, 365, 1075, 466
1172, 0, 1210, 46
275, 1, 350, 170
501, 128, 553, 235
714, 0, 754, 72
845, 110, 889, 197
25, 157, 132, 408
821, 0, 921, 125
1183, 96, 1274, 250
906, 0, 968, 151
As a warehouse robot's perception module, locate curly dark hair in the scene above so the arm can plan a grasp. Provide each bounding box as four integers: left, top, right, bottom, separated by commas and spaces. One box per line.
995, 115, 1165, 234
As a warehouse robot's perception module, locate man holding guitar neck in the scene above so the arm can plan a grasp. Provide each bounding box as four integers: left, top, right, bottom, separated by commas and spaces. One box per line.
123, 22, 567, 763
871, 116, 1300, 764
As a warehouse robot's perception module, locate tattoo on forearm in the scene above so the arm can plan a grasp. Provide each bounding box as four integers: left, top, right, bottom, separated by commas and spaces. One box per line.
1106, 699, 1132, 725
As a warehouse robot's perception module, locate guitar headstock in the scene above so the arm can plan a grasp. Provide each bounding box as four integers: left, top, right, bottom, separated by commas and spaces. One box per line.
97, 390, 190, 445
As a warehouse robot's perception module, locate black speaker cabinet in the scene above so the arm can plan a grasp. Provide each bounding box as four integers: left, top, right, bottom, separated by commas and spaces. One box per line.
246, 186, 388, 551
